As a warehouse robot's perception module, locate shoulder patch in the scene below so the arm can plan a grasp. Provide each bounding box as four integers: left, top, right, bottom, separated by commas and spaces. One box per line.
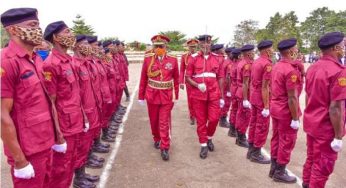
338, 77, 346, 86
44, 71, 53, 81
291, 74, 298, 83
166, 54, 177, 58
0, 67, 5, 77
244, 64, 250, 70
266, 65, 272, 72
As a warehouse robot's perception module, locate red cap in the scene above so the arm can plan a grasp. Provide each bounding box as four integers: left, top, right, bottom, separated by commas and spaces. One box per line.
186, 39, 199, 46
151, 34, 170, 45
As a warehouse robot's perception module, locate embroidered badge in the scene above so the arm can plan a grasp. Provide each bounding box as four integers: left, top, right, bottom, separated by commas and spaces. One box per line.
64, 69, 73, 76
338, 77, 346, 86
266, 66, 272, 72
44, 71, 52, 81
291, 75, 298, 83
165, 62, 173, 70
0, 67, 5, 77
244, 64, 250, 70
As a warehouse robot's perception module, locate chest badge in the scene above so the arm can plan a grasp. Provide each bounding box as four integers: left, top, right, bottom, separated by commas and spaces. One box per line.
165, 62, 173, 70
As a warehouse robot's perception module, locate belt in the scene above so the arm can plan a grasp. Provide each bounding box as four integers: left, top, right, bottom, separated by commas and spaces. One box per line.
148, 79, 173, 89
193, 72, 216, 78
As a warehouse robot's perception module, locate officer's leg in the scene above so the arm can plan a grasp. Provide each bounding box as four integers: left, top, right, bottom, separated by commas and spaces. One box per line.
302, 134, 314, 187
269, 117, 279, 178
147, 102, 161, 144
247, 105, 258, 158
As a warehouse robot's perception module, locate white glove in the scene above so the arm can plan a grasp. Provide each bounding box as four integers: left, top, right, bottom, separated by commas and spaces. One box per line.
331, 138, 343, 152
290, 120, 300, 130
83, 122, 90, 132
261, 109, 270, 117
226, 92, 232, 97
242, 100, 251, 109
52, 142, 67, 153
197, 83, 207, 93
220, 99, 225, 108
14, 163, 35, 179
138, 100, 145, 106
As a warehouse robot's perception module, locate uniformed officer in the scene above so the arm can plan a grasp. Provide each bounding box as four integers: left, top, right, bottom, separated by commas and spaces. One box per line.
247, 40, 273, 164
118, 42, 130, 102
43, 21, 85, 188
1, 8, 55, 188
227, 48, 242, 137
302, 32, 346, 188
180, 39, 199, 125
185, 35, 225, 159
138, 34, 179, 161
269, 38, 302, 183
235, 44, 255, 148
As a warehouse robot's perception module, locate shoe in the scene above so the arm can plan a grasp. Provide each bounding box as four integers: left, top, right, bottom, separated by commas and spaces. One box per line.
89, 153, 105, 163
302, 183, 309, 188
273, 164, 297, 183
207, 139, 214, 152
228, 124, 237, 137
101, 135, 115, 142
236, 132, 249, 148
82, 173, 99, 182
269, 159, 277, 178
92, 145, 110, 153
246, 143, 254, 159
250, 147, 270, 164
190, 117, 195, 125
161, 149, 169, 161
73, 176, 96, 188
219, 116, 230, 128
154, 141, 160, 149
199, 146, 208, 159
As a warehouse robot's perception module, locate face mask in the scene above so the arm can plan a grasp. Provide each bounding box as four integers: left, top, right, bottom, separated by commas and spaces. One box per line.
247, 51, 255, 60
78, 45, 91, 56
335, 45, 345, 59
36, 50, 49, 60
266, 49, 274, 58
155, 48, 166, 56
15, 26, 43, 46
55, 34, 76, 48
289, 49, 299, 60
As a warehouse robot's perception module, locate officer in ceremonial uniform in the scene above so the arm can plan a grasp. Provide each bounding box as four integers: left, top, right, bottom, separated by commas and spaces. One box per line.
302, 32, 346, 188
179, 39, 199, 125
138, 34, 179, 161
185, 35, 225, 159
1, 8, 55, 188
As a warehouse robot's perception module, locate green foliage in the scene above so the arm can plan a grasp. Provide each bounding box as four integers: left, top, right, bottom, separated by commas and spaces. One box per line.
159, 31, 186, 51
71, 14, 95, 35
1, 25, 10, 48
233, 20, 259, 47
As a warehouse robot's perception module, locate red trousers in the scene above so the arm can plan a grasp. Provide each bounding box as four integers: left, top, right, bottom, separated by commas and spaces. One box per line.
147, 102, 174, 150
221, 94, 231, 117
186, 84, 195, 119
10, 149, 52, 188
235, 98, 251, 134
270, 118, 298, 165
248, 105, 270, 148
102, 102, 114, 128
192, 98, 221, 144
49, 134, 79, 188
74, 129, 96, 169
302, 134, 338, 188
229, 95, 238, 125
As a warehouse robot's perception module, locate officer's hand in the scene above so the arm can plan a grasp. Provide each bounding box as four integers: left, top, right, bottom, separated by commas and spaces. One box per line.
242, 100, 251, 109
226, 92, 232, 97
180, 84, 185, 90
84, 122, 90, 132
52, 142, 67, 153
331, 138, 343, 152
290, 120, 300, 130
220, 99, 225, 108
14, 163, 35, 179
197, 83, 207, 93
138, 100, 146, 106
261, 109, 270, 117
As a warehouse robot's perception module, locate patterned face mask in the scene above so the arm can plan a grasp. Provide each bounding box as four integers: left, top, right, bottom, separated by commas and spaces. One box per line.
55, 34, 76, 48
78, 44, 91, 56
15, 26, 43, 46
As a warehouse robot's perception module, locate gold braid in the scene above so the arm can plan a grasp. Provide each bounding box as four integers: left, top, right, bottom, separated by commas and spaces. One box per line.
147, 55, 162, 78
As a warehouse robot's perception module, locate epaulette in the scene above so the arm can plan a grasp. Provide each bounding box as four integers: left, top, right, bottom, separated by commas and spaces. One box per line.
144, 53, 155, 58
191, 52, 199, 58
166, 54, 177, 58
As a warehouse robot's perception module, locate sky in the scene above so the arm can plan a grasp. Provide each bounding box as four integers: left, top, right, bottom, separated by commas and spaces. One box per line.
1, 0, 345, 44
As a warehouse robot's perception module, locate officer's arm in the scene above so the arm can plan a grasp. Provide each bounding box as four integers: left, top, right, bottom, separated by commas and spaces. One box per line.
262, 80, 270, 109
242, 76, 250, 100
218, 78, 224, 99
329, 100, 344, 139
287, 89, 299, 120
50, 95, 65, 144
1, 98, 28, 169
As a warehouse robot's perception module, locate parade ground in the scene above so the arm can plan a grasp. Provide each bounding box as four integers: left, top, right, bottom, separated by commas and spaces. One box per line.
1, 63, 345, 188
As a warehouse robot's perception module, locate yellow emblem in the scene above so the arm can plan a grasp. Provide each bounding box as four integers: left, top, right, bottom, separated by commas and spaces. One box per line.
0, 67, 5, 77
291, 75, 298, 83
44, 71, 52, 81
266, 66, 272, 72
338, 77, 346, 86
244, 64, 250, 70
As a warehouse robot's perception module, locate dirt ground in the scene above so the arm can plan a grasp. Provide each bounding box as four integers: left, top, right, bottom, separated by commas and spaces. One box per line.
1, 63, 345, 188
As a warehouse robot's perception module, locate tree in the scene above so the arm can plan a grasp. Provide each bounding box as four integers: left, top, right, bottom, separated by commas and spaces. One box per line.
233, 20, 259, 47
159, 31, 186, 51
1, 25, 10, 48
71, 14, 95, 35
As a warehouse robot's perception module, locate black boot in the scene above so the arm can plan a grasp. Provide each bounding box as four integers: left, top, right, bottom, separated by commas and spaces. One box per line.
86, 157, 103, 169
200, 146, 208, 159
219, 116, 230, 128
161, 149, 169, 161
73, 168, 96, 188
236, 132, 249, 148
80, 166, 100, 182
302, 183, 309, 188
89, 152, 105, 163
250, 147, 270, 164
228, 124, 237, 137
273, 164, 297, 183
207, 139, 214, 152
246, 143, 254, 159
269, 158, 277, 178
154, 141, 160, 149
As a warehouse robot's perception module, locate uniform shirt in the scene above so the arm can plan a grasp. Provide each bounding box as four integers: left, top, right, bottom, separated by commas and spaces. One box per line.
1, 40, 55, 158
43, 49, 83, 136
119, 52, 129, 81
95, 58, 112, 105
250, 55, 272, 107
235, 58, 253, 99
221, 58, 232, 92
304, 55, 346, 139
113, 54, 126, 89
185, 52, 224, 101
270, 58, 302, 120
228, 60, 240, 95
138, 53, 179, 104
179, 52, 193, 84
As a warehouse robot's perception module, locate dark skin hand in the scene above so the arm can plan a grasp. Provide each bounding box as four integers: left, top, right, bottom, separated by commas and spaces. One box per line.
1, 99, 28, 169
242, 76, 250, 100
51, 95, 65, 144
262, 79, 270, 109
287, 89, 299, 120
329, 100, 344, 139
